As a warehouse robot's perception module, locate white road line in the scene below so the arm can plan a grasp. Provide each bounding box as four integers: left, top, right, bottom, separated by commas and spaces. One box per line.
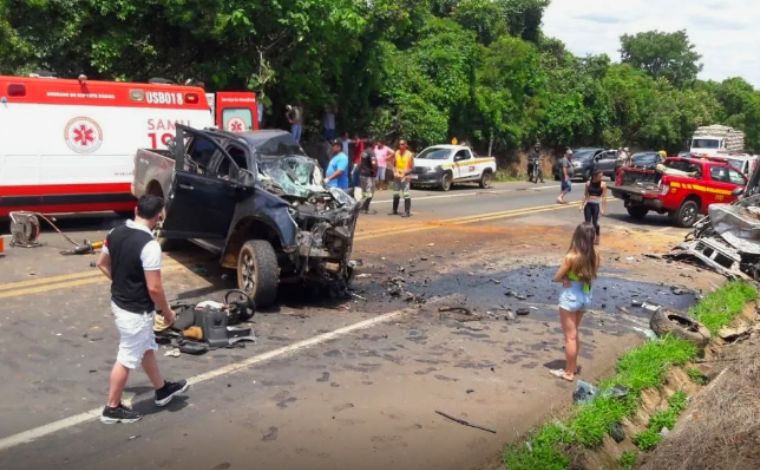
0, 304, 424, 452
372, 184, 560, 204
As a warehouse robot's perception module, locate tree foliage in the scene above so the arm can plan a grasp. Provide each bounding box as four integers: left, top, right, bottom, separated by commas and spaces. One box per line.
0, 1, 758, 156
620, 30, 702, 87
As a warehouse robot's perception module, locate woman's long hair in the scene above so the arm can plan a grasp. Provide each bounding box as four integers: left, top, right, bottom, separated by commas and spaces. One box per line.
566, 223, 598, 283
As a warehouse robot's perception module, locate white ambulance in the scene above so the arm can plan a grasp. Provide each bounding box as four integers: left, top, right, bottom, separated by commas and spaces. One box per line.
0, 75, 258, 217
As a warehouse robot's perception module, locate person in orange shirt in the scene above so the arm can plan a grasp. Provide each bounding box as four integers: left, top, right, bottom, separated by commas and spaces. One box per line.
390, 139, 414, 217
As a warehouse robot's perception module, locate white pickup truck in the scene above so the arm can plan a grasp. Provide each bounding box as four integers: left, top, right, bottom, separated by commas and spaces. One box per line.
410, 145, 496, 191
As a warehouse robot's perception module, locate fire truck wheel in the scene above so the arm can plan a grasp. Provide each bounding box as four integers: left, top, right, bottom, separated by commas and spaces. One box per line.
237, 239, 279, 309
674, 199, 699, 228
626, 206, 649, 220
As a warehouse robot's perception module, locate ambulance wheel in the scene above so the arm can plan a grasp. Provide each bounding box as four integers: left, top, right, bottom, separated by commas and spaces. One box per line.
479, 170, 493, 189
440, 172, 453, 192
237, 239, 279, 309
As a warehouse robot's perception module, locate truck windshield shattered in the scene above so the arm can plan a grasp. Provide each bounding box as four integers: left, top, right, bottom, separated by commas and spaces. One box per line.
258, 155, 325, 198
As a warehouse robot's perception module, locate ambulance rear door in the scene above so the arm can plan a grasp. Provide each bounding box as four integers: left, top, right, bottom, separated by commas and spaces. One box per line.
214, 92, 258, 132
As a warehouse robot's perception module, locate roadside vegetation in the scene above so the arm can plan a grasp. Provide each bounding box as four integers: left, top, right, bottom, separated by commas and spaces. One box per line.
1, 1, 760, 156
502, 281, 757, 469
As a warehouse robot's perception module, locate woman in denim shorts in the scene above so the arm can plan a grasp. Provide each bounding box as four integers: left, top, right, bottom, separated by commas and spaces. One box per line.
550, 223, 599, 381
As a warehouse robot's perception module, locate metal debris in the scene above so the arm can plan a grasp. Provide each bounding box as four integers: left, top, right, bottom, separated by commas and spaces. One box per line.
435, 410, 496, 434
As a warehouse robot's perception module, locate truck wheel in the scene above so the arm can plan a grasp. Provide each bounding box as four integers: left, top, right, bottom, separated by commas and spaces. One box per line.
440, 172, 453, 192
626, 206, 649, 220
674, 200, 699, 228
237, 240, 279, 308
479, 171, 493, 189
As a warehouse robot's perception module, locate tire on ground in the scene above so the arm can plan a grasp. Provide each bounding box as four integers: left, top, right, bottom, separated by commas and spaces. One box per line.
237, 239, 279, 308
650, 309, 711, 348
626, 206, 649, 220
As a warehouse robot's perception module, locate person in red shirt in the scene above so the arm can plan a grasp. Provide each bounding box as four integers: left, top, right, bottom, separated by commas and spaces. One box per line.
351, 136, 365, 189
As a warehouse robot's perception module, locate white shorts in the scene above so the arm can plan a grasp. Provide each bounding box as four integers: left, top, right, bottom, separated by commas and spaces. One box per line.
112, 302, 158, 369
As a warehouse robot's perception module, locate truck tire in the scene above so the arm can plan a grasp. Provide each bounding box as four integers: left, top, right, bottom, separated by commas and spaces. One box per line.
673, 199, 699, 228
626, 206, 649, 220
479, 170, 493, 189
237, 240, 279, 309
650, 309, 710, 348
440, 172, 453, 192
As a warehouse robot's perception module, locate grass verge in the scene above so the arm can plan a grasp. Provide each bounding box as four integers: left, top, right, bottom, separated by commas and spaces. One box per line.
502, 281, 757, 469
494, 169, 524, 182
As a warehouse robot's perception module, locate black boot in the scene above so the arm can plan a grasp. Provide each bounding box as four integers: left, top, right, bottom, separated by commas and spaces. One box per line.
362, 197, 372, 214
389, 196, 399, 215
401, 198, 411, 217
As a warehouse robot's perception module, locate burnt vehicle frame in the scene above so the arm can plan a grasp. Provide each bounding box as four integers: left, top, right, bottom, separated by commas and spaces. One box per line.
670, 165, 760, 281
139, 125, 360, 307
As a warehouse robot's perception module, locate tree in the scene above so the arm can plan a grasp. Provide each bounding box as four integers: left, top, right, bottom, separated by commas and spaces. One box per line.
620, 30, 702, 87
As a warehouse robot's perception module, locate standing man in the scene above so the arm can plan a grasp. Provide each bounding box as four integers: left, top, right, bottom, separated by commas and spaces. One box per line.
96, 195, 188, 424
373, 139, 393, 190
358, 141, 378, 214
286, 104, 303, 143
557, 148, 573, 204
325, 139, 350, 190
390, 139, 414, 217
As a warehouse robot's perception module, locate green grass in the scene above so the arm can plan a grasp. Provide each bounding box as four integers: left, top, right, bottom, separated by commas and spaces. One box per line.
689, 281, 757, 334
633, 391, 689, 451
686, 367, 709, 385
501, 281, 757, 469
619, 450, 638, 469
494, 169, 524, 182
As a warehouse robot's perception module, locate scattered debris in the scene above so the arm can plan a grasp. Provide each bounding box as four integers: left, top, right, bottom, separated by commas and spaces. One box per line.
631, 299, 643, 307
617, 306, 631, 314
355, 273, 372, 279
515, 308, 530, 316
642, 301, 661, 313
670, 286, 689, 295
435, 410, 496, 434
718, 325, 751, 342
633, 326, 659, 340
164, 348, 181, 358
439, 306, 482, 322
505, 310, 517, 321
573, 380, 598, 404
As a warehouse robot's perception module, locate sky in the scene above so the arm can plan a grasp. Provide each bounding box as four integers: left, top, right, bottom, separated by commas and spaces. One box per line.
542, 0, 760, 88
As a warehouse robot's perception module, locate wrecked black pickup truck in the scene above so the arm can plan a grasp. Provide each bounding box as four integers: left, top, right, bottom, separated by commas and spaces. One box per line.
132, 125, 360, 307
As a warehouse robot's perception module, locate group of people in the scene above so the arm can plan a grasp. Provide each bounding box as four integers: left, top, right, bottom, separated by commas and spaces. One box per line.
324, 138, 415, 217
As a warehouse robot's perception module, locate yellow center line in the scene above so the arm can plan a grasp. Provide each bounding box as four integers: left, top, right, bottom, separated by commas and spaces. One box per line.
0, 265, 186, 300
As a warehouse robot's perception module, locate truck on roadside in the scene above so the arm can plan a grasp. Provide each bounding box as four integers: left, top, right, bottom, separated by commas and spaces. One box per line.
410, 145, 496, 191
610, 156, 747, 227
132, 125, 359, 307
690, 125, 745, 156
0, 75, 258, 218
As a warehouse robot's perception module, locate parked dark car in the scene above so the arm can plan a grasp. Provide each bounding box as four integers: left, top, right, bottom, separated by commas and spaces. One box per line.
628, 151, 661, 170
553, 147, 604, 181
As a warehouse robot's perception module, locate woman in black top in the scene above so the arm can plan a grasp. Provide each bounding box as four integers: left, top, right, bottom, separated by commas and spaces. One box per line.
580, 170, 608, 245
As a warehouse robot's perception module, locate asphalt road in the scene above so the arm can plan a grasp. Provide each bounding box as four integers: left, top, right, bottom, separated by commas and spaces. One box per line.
0, 180, 722, 470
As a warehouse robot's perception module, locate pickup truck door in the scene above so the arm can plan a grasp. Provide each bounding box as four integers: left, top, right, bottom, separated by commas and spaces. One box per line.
708, 166, 746, 205
162, 131, 247, 239
452, 149, 471, 179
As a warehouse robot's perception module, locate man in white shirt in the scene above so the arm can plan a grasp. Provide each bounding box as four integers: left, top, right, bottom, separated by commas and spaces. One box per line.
96, 195, 188, 423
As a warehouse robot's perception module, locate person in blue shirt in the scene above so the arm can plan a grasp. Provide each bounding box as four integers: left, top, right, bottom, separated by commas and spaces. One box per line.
324, 140, 349, 189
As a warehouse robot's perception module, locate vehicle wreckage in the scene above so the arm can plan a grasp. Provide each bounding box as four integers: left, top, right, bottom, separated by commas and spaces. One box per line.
132, 125, 360, 307
669, 166, 760, 280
